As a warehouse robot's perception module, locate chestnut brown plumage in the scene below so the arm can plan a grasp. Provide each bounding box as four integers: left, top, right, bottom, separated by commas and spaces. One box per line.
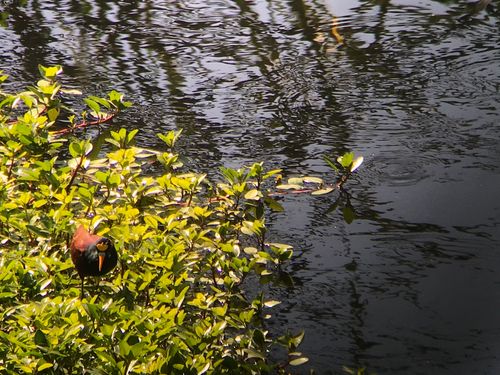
70, 225, 118, 297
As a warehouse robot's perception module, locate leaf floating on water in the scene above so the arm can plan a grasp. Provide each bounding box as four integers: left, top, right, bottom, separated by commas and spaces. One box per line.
303, 176, 323, 184
287, 177, 304, 185
311, 187, 334, 195
276, 184, 303, 190
60, 88, 82, 95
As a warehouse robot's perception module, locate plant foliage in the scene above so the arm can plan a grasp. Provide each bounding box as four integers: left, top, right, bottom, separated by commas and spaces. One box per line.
0, 66, 363, 374
0, 66, 317, 374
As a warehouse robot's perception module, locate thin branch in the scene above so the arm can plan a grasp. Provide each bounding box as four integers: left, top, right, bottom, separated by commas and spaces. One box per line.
66, 155, 84, 192
50, 111, 117, 136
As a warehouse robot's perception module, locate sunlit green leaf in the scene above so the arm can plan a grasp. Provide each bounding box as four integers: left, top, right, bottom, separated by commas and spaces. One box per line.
69, 142, 81, 158
42, 65, 63, 79
244, 189, 262, 200
337, 152, 354, 168
83, 98, 101, 114
47, 107, 59, 122
88, 95, 111, 109
33, 199, 48, 208
37, 363, 54, 371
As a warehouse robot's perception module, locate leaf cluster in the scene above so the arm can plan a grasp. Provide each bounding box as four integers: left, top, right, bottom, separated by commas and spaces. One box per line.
0, 68, 307, 374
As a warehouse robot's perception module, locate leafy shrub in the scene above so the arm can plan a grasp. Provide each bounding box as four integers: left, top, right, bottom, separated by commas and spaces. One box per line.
0, 66, 311, 374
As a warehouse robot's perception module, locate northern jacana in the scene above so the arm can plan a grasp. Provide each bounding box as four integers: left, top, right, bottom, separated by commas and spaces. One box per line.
70, 225, 118, 297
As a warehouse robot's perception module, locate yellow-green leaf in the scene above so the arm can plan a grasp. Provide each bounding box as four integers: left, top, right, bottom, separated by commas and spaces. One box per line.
288, 177, 304, 185
303, 176, 323, 184
60, 88, 82, 95
37, 363, 54, 371
244, 189, 262, 200
244, 247, 258, 255
311, 187, 334, 195
276, 184, 303, 190
289, 357, 309, 366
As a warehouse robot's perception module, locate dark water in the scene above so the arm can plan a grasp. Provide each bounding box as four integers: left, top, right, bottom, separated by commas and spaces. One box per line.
1, 0, 500, 373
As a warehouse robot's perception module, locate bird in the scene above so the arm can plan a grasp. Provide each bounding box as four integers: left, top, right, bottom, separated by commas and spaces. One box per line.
70, 225, 118, 297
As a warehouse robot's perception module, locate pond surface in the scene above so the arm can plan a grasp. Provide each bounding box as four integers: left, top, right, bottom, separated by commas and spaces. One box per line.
1, 0, 500, 373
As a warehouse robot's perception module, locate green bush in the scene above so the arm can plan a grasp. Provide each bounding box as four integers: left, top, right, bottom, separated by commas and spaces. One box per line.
0, 66, 311, 374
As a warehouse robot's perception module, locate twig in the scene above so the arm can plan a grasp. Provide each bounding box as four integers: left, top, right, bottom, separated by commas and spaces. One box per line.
50, 112, 117, 136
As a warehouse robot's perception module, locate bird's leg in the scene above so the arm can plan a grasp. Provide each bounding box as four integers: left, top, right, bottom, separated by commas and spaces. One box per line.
80, 277, 85, 299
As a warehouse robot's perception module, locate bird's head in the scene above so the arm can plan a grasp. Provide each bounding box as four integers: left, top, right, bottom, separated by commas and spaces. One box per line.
90, 238, 115, 272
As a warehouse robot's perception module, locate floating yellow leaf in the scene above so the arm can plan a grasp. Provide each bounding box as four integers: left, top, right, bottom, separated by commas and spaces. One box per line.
277, 184, 303, 190
303, 176, 323, 184
288, 177, 305, 185
311, 187, 334, 195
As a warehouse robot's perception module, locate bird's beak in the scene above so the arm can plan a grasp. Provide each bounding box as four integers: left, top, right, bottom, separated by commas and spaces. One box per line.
99, 253, 105, 272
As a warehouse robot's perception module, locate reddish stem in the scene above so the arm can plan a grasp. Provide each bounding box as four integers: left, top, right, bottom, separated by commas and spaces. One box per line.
50, 112, 117, 136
